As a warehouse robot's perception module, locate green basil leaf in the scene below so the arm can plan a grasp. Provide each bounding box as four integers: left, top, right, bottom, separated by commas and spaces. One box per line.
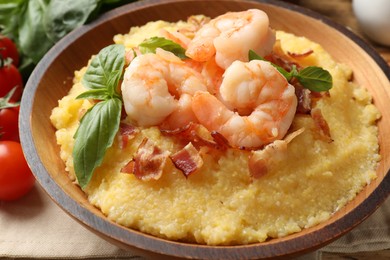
17, 0, 54, 64
248, 49, 264, 61
0, 0, 23, 38
76, 89, 108, 100
43, 0, 100, 42
73, 98, 122, 189
296, 66, 333, 92
82, 44, 125, 97
74, 43, 126, 188
248, 49, 292, 81
139, 36, 187, 59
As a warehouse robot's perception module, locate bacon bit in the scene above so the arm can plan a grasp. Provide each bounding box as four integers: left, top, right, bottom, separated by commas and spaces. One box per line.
121, 160, 135, 174
265, 40, 301, 72
184, 15, 211, 33
189, 15, 210, 28
210, 131, 230, 150
248, 128, 304, 179
248, 140, 288, 179
265, 52, 299, 73
290, 75, 331, 115
293, 79, 312, 114
170, 142, 203, 177
161, 122, 229, 151
287, 50, 314, 58
310, 91, 330, 110
118, 122, 139, 149
121, 138, 170, 181
248, 157, 268, 179
311, 108, 333, 143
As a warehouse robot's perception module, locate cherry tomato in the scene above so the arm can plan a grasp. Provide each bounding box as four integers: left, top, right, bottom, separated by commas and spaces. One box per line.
0, 35, 19, 67
0, 106, 19, 142
0, 62, 23, 101
0, 141, 35, 201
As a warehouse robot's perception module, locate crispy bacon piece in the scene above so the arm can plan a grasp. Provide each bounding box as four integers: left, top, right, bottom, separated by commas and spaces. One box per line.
248, 157, 268, 179
183, 15, 211, 33
248, 140, 288, 179
121, 160, 135, 174
248, 128, 305, 179
161, 122, 229, 150
170, 142, 203, 177
293, 79, 312, 114
121, 138, 170, 181
265, 40, 302, 72
287, 50, 314, 58
118, 122, 139, 149
293, 79, 331, 115
311, 108, 333, 143
267, 40, 313, 70
210, 131, 230, 149
265, 52, 299, 73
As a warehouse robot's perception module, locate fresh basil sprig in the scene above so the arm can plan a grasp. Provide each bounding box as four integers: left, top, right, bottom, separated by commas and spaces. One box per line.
248, 50, 333, 92
0, 0, 135, 81
73, 44, 125, 189
139, 36, 187, 59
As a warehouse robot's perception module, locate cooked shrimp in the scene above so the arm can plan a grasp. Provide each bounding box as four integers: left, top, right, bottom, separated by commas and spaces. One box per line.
159, 93, 199, 130
121, 48, 207, 127
185, 9, 275, 69
200, 58, 224, 95
159, 29, 191, 49
192, 60, 297, 149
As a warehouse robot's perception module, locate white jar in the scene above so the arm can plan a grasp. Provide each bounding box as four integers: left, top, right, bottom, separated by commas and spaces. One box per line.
352, 0, 390, 46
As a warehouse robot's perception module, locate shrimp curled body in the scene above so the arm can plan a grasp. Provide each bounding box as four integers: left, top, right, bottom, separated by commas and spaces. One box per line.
192, 60, 298, 149
121, 48, 207, 127
185, 9, 275, 70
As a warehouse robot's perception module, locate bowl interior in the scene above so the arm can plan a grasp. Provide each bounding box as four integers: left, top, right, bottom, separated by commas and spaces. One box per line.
21, 0, 390, 259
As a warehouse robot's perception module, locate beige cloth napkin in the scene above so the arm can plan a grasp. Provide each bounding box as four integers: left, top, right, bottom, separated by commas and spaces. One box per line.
0, 184, 389, 259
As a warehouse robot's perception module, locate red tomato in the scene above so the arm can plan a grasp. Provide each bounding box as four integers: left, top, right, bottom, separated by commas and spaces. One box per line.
0, 36, 19, 66
0, 62, 23, 101
0, 106, 19, 142
0, 141, 35, 201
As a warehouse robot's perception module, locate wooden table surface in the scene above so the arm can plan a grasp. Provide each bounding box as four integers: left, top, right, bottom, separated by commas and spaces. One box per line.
284, 1, 389, 259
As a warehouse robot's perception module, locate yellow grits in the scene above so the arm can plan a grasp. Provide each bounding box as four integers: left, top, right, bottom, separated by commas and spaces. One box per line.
50, 19, 381, 245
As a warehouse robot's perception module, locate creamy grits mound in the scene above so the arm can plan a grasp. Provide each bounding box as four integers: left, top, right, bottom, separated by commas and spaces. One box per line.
50, 17, 381, 245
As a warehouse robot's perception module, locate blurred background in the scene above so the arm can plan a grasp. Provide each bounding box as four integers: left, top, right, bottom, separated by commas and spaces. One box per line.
284, 0, 389, 66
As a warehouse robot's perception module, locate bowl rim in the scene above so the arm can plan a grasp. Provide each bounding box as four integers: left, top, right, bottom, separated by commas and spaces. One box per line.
19, 0, 390, 259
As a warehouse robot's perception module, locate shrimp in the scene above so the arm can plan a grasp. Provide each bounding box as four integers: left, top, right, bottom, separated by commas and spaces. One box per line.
192, 60, 297, 149
200, 58, 224, 95
121, 48, 207, 127
159, 29, 191, 49
185, 9, 275, 69
159, 93, 199, 130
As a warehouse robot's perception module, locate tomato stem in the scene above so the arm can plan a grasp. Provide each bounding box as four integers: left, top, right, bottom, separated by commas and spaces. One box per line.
0, 88, 20, 109
0, 53, 12, 68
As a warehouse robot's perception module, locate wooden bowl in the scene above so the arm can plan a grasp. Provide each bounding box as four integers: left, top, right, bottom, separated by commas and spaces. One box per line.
20, 0, 390, 259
